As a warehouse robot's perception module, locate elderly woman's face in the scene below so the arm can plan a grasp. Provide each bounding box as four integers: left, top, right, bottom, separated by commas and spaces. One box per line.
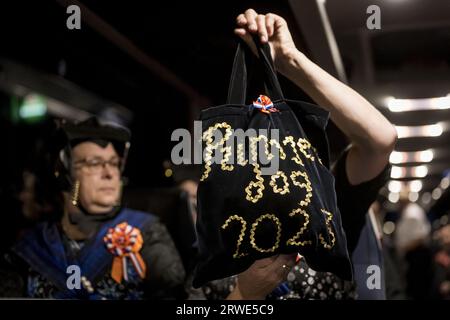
71, 142, 121, 214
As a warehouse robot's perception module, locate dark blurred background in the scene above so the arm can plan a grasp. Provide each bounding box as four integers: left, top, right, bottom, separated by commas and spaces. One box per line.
0, 0, 449, 254
0, 0, 315, 190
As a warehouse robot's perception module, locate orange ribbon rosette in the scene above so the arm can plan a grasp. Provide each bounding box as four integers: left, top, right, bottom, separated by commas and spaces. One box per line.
103, 222, 146, 283
252, 95, 279, 114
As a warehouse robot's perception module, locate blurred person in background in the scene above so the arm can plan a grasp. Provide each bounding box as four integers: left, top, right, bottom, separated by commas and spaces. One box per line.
0, 117, 186, 299
394, 190, 434, 299
395, 194, 431, 255
170, 163, 201, 224
370, 201, 408, 300
430, 218, 450, 299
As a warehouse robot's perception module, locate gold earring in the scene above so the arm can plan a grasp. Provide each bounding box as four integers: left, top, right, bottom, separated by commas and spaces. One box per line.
71, 180, 80, 206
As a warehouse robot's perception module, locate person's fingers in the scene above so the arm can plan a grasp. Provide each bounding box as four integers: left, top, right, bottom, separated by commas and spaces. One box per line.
265, 13, 275, 38
263, 254, 292, 278
233, 28, 258, 56
254, 254, 297, 270
281, 253, 298, 262
236, 14, 247, 27
274, 15, 287, 33
234, 28, 246, 37
276, 254, 297, 269
256, 14, 268, 43
234, 28, 255, 46
244, 8, 258, 32
252, 255, 279, 269
272, 262, 291, 281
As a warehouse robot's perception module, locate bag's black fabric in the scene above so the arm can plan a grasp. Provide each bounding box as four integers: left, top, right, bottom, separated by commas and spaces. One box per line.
193, 41, 352, 288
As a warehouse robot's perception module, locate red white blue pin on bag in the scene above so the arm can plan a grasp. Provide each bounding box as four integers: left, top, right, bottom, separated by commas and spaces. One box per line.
252, 95, 279, 114
104, 222, 146, 283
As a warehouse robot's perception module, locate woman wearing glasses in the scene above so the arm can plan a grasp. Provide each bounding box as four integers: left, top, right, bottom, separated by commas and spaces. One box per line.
0, 117, 186, 299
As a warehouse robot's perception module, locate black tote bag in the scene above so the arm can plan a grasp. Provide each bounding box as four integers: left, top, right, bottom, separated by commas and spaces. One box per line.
193, 41, 352, 288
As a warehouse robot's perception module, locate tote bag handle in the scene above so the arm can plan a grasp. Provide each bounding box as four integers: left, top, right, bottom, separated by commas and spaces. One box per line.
226, 37, 284, 104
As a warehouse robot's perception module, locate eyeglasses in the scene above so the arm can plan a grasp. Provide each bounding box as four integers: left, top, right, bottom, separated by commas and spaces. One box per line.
73, 157, 122, 174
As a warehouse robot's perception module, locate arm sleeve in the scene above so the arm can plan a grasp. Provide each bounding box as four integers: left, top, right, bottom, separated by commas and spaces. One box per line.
332, 148, 391, 254
140, 220, 187, 299
0, 251, 27, 297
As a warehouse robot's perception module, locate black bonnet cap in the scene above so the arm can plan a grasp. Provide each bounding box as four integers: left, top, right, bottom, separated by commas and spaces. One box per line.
62, 117, 130, 146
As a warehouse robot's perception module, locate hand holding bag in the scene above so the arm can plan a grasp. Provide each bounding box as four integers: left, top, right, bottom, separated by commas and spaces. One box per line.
193, 40, 352, 288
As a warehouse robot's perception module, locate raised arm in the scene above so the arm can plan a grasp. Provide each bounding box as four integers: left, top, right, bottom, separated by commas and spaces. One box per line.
235, 9, 397, 185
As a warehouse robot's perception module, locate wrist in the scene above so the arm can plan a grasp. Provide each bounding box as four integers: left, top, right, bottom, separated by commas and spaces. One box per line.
277, 48, 308, 79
